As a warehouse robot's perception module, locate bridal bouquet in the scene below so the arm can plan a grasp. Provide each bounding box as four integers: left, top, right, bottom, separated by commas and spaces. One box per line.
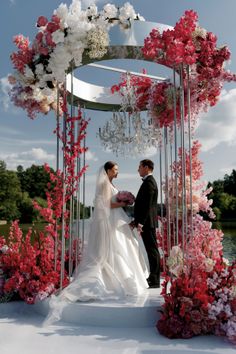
116, 191, 135, 205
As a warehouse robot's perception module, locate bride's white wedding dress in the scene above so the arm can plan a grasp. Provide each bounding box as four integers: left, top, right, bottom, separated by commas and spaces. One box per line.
44, 167, 148, 324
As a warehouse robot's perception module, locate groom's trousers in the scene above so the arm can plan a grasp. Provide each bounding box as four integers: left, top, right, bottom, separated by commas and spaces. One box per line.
141, 226, 160, 285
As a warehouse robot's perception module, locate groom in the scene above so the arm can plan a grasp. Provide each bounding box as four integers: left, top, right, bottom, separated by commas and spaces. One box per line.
131, 159, 160, 288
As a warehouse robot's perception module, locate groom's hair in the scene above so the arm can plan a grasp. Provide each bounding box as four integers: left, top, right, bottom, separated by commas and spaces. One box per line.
140, 159, 154, 171
104, 161, 117, 173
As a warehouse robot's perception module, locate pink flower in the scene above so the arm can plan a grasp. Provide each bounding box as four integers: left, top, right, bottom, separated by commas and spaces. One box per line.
37, 16, 48, 27
116, 191, 135, 205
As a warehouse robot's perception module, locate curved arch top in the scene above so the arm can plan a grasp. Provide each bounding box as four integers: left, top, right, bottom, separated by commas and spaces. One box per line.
66, 20, 173, 111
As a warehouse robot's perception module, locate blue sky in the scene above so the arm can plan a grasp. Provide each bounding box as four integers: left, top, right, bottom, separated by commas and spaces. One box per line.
1, 0, 236, 205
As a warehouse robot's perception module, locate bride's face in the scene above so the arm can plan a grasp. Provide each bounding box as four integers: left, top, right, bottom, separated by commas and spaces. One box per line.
107, 165, 119, 180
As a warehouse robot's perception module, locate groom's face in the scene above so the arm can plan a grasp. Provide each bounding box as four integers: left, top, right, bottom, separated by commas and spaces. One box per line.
138, 163, 147, 177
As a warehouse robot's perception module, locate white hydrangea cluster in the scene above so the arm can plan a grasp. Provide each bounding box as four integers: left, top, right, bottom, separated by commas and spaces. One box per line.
87, 26, 109, 59
166, 245, 185, 277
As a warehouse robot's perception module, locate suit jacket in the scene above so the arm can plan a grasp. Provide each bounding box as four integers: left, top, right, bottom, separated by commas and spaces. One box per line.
134, 175, 158, 229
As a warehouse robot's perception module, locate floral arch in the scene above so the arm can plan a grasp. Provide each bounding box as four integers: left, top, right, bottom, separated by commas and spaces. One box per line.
1, 0, 236, 344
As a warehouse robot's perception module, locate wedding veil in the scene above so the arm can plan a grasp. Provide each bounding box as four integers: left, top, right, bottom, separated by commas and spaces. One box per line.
43, 166, 115, 324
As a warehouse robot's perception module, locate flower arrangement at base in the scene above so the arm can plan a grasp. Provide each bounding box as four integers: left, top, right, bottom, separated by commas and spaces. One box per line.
158, 215, 236, 344
0, 221, 63, 304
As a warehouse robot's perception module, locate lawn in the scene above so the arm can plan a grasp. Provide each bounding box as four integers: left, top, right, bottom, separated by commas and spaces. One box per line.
0, 223, 47, 238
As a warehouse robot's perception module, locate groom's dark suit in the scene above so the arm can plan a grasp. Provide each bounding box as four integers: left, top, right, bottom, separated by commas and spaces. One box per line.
134, 174, 160, 287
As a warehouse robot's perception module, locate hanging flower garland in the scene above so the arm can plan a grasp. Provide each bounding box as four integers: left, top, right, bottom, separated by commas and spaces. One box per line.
9, 1, 144, 118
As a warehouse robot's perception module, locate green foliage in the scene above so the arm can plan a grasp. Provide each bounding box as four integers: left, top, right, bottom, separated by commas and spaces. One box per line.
212, 207, 221, 221
0, 163, 22, 221
224, 169, 236, 197
0, 160, 90, 222
17, 164, 51, 199
209, 170, 236, 220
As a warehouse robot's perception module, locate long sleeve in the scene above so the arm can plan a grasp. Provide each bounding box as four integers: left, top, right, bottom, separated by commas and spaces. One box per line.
134, 176, 158, 228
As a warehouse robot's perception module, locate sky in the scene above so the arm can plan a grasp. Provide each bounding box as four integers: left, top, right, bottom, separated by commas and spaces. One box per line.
1, 0, 236, 205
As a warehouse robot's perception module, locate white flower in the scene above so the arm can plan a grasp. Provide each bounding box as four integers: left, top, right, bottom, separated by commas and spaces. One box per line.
87, 26, 109, 59
24, 66, 35, 81
230, 285, 236, 299
0, 245, 9, 254
204, 258, 215, 272
103, 4, 118, 19
137, 13, 145, 21
192, 26, 207, 50
54, 3, 68, 27
166, 245, 184, 277
69, 0, 82, 15
37, 74, 54, 89
52, 30, 65, 44
86, 4, 98, 18
41, 87, 57, 104
48, 44, 73, 82
32, 87, 45, 102
35, 63, 45, 76
223, 257, 230, 266
119, 2, 136, 23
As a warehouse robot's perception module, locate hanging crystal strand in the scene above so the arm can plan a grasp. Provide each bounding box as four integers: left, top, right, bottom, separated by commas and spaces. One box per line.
54, 84, 60, 271
81, 106, 87, 247
68, 65, 75, 279
169, 135, 175, 246
164, 126, 171, 256
60, 90, 67, 290
187, 65, 193, 238
159, 133, 165, 271
179, 64, 187, 252
173, 67, 179, 246
76, 143, 81, 268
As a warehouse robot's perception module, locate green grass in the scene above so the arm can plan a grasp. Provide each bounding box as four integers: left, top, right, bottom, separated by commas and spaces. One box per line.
0, 223, 46, 238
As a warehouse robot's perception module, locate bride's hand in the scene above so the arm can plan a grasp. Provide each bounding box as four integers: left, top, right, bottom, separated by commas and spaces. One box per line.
110, 201, 127, 208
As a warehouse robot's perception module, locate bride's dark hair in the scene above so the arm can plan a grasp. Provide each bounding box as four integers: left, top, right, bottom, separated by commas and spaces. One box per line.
104, 161, 117, 173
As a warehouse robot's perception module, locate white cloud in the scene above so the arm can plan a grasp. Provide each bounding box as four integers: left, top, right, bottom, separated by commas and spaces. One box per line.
0, 76, 11, 111
117, 172, 137, 180
0, 136, 56, 147
0, 148, 55, 170
219, 164, 236, 176
85, 150, 98, 161
196, 88, 236, 151
28, 148, 55, 160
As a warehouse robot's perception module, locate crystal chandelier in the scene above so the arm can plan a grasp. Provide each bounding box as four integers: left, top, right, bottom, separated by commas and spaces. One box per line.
97, 73, 161, 156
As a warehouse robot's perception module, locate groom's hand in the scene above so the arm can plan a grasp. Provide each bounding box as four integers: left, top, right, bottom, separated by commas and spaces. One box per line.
129, 220, 135, 229
137, 223, 143, 233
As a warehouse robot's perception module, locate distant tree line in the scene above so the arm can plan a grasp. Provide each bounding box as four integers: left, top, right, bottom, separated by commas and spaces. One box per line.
208, 169, 236, 220
1, 159, 235, 223
0, 161, 90, 223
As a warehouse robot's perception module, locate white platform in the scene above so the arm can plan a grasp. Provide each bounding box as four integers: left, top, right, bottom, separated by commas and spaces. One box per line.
1, 300, 236, 354
34, 288, 163, 327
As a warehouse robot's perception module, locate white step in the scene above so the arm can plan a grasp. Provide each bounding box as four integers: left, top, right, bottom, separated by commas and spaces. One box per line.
34, 288, 163, 327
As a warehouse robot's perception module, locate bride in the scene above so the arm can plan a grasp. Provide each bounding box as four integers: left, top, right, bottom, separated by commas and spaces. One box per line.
44, 161, 148, 324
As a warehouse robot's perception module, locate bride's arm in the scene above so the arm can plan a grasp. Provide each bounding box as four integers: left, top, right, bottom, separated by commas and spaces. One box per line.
110, 201, 126, 209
